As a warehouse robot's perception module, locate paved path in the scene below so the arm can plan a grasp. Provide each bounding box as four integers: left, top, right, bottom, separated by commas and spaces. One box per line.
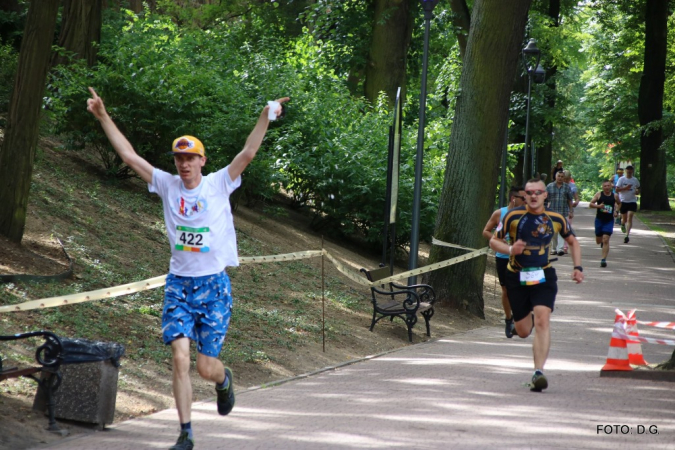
35, 204, 675, 450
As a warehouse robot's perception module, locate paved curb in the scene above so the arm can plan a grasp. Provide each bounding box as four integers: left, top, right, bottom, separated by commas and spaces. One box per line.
600, 368, 675, 382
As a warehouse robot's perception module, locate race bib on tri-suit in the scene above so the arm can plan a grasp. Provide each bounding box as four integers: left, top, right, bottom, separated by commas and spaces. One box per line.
175, 225, 210, 252
520, 267, 546, 286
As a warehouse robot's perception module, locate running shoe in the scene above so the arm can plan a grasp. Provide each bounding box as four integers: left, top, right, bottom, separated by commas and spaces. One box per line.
601, 259, 607, 268
621, 224, 626, 233
530, 370, 548, 392
624, 236, 629, 244
216, 367, 235, 416
169, 431, 194, 450
557, 250, 565, 256
505, 318, 515, 339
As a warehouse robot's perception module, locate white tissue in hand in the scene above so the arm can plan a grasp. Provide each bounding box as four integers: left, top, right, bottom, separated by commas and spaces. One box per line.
268, 101, 280, 120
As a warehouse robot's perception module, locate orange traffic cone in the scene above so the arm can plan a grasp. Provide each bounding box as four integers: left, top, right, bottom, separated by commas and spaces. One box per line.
626, 310, 648, 366
601, 321, 633, 371
614, 308, 627, 324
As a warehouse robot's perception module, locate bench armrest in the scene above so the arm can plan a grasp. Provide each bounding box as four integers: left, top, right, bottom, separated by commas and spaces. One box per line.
370, 286, 421, 312
0, 331, 63, 369
390, 282, 436, 305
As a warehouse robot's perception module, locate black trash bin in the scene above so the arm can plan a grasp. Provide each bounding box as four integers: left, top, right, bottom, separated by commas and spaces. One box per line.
60, 338, 125, 367
35, 338, 125, 427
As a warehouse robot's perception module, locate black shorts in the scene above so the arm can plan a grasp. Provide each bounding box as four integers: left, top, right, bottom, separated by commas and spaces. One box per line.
496, 257, 509, 286
504, 267, 558, 322
620, 202, 638, 214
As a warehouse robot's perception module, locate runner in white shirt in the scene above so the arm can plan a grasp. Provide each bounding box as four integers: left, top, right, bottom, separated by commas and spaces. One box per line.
87, 87, 289, 450
615, 165, 641, 243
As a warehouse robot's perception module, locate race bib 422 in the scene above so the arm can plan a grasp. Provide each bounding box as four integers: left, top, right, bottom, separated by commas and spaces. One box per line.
175, 226, 210, 252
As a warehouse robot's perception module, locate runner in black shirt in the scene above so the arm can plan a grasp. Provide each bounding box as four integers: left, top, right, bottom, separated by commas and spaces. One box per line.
491, 179, 584, 392
589, 180, 621, 267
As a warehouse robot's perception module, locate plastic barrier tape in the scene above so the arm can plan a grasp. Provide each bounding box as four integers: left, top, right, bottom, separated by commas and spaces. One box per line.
637, 321, 675, 330
0, 246, 489, 313
0, 275, 167, 313
615, 330, 675, 347
431, 237, 479, 252
239, 250, 324, 264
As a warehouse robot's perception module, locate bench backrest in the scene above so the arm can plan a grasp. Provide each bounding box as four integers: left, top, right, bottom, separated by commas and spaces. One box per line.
365, 266, 392, 283
361, 266, 396, 293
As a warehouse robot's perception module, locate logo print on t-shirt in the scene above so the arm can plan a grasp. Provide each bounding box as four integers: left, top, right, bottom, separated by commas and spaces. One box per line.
531, 216, 552, 238
174, 196, 207, 218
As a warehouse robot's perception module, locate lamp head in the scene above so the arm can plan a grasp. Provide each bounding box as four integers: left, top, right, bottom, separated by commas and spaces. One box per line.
533, 64, 546, 83
420, 0, 440, 13
522, 38, 542, 73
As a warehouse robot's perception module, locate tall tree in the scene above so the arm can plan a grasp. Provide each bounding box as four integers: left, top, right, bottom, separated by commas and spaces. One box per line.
129, 0, 142, 13
638, 0, 671, 210
536, 0, 560, 180
0, 0, 18, 11
426, 0, 533, 317
0, 0, 59, 242
448, 0, 471, 59
364, 0, 414, 105
51, 0, 102, 67
0, 0, 22, 49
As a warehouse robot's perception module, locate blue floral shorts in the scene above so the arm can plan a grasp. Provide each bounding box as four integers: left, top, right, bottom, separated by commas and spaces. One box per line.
162, 271, 233, 357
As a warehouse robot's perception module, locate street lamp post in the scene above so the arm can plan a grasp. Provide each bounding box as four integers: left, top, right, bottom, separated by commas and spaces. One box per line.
408, 0, 439, 285
521, 39, 543, 182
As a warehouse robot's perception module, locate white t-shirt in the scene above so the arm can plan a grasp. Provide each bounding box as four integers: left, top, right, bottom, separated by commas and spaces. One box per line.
149, 166, 241, 276
616, 176, 640, 203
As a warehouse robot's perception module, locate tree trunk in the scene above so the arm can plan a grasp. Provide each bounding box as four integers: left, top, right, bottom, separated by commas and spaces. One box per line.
129, 0, 142, 13
0, 0, 22, 49
51, 0, 102, 67
638, 0, 670, 211
364, 0, 414, 106
448, 0, 471, 60
0, 0, 59, 242
426, 0, 533, 318
536, 0, 560, 180
0, 0, 19, 11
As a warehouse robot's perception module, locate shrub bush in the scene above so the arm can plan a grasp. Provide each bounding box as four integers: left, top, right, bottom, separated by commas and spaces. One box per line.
47, 9, 445, 250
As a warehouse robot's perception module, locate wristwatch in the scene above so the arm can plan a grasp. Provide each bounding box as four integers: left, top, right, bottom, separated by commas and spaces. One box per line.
573, 266, 583, 272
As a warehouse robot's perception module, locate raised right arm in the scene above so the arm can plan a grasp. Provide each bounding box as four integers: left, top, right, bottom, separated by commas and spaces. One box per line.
87, 87, 154, 184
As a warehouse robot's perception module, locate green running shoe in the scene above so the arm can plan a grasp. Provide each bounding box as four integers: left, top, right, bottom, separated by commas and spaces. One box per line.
530, 370, 548, 392
169, 431, 194, 450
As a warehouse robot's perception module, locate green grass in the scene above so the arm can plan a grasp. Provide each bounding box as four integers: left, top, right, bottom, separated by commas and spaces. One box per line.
637, 209, 675, 253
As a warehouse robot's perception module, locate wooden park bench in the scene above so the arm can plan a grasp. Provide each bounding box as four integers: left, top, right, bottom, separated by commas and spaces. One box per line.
360, 266, 436, 342
0, 331, 64, 432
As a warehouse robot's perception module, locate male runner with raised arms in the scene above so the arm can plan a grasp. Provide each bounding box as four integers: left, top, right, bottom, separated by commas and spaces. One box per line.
490, 179, 584, 392
87, 87, 289, 450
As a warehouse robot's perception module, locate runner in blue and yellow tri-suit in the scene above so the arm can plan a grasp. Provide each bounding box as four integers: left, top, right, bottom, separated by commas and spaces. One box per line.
490, 178, 584, 392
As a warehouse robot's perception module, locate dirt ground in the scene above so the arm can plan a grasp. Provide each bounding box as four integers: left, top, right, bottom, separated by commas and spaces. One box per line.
0, 143, 508, 449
